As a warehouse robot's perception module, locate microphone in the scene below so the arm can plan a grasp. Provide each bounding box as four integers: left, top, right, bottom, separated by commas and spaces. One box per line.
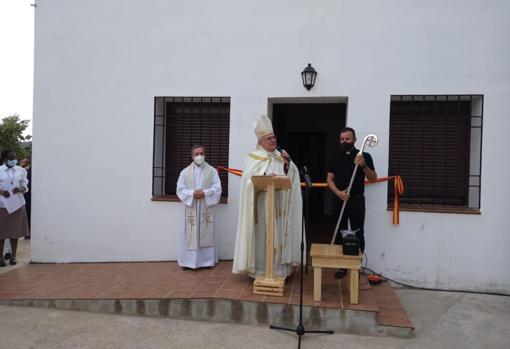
301, 166, 313, 188
276, 146, 292, 163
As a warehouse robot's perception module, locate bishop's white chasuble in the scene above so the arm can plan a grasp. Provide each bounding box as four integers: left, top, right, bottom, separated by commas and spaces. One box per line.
233, 149, 303, 278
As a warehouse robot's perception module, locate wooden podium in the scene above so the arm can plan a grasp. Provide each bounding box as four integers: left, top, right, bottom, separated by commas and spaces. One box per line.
251, 175, 292, 296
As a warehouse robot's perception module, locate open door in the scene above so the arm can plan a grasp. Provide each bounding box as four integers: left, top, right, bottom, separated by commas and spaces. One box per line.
272, 102, 347, 249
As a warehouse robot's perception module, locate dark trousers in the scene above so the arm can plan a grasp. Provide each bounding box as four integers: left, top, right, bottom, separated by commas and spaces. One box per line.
333, 195, 366, 252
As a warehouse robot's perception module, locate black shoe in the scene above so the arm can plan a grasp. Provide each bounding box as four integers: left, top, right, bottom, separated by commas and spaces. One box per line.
334, 269, 346, 279
9, 258, 17, 266
4, 252, 11, 260
0, 259, 6, 267
181, 267, 192, 271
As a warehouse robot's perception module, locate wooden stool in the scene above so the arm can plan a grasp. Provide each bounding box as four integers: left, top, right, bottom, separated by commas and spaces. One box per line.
310, 243, 362, 304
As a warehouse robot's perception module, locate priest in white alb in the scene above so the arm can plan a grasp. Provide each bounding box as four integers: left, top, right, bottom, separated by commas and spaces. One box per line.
233, 115, 303, 278
176, 145, 222, 270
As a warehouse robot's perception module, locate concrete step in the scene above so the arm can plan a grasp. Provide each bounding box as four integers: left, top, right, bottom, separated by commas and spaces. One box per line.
0, 297, 413, 338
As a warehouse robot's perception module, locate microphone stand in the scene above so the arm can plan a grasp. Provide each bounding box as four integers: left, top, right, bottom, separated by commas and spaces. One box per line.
270, 166, 333, 348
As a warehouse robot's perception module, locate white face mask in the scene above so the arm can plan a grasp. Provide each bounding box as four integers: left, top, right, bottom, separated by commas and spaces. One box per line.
193, 155, 205, 166
6, 159, 17, 168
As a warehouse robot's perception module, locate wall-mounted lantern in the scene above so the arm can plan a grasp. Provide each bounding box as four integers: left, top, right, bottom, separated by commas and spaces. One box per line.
301, 63, 317, 91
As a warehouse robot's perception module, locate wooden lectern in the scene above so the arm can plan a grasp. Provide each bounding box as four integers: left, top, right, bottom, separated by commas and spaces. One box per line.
251, 175, 292, 296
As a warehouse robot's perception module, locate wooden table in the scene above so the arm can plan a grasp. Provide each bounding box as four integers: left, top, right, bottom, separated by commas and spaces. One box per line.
310, 243, 363, 304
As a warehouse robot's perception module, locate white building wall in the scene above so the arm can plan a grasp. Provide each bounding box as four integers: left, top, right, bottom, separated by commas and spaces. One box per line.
32, 0, 510, 293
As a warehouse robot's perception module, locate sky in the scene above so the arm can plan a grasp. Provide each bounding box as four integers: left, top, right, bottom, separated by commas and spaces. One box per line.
0, 0, 34, 135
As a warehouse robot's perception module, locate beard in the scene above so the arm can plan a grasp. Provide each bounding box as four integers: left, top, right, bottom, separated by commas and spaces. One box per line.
340, 142, 354, 151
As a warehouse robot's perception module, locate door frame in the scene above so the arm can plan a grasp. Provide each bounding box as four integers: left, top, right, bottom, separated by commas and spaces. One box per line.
268, 96, 349, 120
268, 96, 350, 251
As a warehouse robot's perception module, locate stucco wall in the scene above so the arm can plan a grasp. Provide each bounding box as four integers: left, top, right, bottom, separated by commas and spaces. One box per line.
32, 0, 510, 293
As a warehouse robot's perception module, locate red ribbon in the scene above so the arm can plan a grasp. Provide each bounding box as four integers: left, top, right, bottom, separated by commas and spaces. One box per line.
217, 167, 404, 224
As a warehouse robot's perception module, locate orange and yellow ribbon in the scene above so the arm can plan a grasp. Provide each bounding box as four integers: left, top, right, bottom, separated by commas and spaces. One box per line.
217, 166, 243, 177
217, 167, 404, 224
369, 175, 404, 224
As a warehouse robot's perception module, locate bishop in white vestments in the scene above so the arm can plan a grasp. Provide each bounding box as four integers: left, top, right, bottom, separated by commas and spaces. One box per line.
233, 115, 303, 278
176, 145, 222, 269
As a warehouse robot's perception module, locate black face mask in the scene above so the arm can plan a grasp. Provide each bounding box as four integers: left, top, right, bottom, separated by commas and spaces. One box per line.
340, 142, 354, 151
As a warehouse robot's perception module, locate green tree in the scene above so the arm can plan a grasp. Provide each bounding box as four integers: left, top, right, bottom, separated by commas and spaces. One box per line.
0, 114, 32, 159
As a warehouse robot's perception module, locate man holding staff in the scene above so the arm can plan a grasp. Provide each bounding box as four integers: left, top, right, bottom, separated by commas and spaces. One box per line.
326, 127, 377, 278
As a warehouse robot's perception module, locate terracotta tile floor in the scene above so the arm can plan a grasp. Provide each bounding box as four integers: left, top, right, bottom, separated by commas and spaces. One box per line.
0, 261, 413, 328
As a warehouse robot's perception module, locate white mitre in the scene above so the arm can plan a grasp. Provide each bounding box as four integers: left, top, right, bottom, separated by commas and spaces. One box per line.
253, 114, 274, 140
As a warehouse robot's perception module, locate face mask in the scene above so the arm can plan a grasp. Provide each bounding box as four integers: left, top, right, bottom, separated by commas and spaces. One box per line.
6, 159, 17, 168
340, 142, 354, 151
193, 155, 205, 166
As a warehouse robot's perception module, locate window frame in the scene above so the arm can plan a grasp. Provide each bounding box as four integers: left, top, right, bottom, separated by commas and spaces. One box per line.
152, 96, 230, 203
387, 94, 483, 213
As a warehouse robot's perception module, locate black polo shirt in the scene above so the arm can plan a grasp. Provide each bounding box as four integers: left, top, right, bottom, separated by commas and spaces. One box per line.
327, 147, 375, 195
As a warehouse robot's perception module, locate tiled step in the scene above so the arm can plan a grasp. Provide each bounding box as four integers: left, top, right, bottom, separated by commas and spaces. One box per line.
0, 261, 414, 337
372, 281, 415, 330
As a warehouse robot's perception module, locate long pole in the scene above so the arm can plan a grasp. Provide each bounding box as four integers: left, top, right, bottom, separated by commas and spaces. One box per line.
330, 164, 359, 244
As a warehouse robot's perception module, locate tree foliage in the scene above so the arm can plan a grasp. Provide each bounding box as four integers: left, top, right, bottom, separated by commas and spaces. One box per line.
0, 114, 32, 159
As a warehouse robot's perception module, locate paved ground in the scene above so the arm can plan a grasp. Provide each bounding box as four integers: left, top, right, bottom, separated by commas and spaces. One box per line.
0, 288, 508, 348
1, 239, 508, 348
0, 237, 30, 274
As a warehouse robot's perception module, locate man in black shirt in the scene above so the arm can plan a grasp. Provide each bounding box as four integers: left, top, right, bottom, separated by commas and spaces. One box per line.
327, 127, 377, 277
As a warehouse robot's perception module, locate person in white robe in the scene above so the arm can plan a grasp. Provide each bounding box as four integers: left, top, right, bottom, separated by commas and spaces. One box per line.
176, 145, 222, 270
233, 115, 303, 278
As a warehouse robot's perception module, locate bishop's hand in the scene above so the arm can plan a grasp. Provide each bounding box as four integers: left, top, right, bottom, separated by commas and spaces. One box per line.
280, 149, 291, 163
276, 146, 291, 165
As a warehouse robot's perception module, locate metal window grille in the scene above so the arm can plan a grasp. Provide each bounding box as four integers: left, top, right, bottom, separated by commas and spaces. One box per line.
388, 95, 483, 209
153, 97, 230, 198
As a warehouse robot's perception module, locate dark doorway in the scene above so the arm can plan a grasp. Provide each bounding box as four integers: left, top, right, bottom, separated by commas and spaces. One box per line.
272, 102, 347, 248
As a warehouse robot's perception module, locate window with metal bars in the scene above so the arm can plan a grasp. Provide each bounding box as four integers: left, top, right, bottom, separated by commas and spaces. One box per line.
388, 95, 483, 212
153, 97, 230, 201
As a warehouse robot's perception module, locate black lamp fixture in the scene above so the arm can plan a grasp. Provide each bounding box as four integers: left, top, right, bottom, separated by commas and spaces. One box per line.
301, 63, 317, 91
